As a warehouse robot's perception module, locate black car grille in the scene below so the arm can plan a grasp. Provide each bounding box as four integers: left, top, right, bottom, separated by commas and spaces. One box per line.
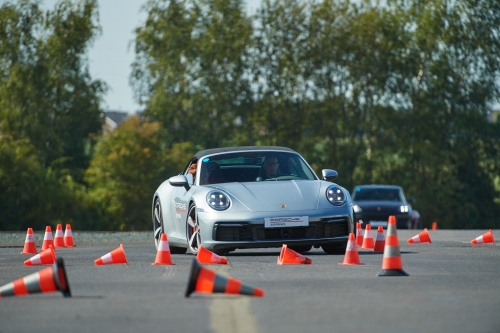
213, 218, 349, 242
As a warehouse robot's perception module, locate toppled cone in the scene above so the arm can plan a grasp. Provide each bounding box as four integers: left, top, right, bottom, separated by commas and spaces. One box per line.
197, 245, 228, 264
185, 259, 264, 297
408, 228, 431, 244
0, 258, 71, 297
471, 229, 495, 245
361, 224, 374, 250
338, 233, 363, 265
41, 226, 54, 251
355, 222, 364, 247
152, 233, 174, 265
24, 245, 56, 266
373, 226, 385, 252
64, 224, 76, 247
95, 244, 128, 265
277, 244, 312, 265
54, 224, 65, 248
377, 216, 408, 276
21, 228, 37, 254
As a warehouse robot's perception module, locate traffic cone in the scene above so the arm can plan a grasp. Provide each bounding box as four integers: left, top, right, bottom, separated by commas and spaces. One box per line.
338, 233, 363, 265
408, 228, 431, 244
432, 222, 438, 230
54, 224, 65, 248
197, 245, 228, 264
471, 229, 495, 245
64, 224, 76, 247
185, 259, 264, 297
24, 245, 56, 266
361, 224, 375, 250
0, 258, 71, 297
94, 244, 128, 265
277, 244, 312, 265
21, 228, 37, 254
373, 226, 385, 252
152, 233, 174, 265
41, 226, 54, 251
355, 222, 364, 247
377, 215, 408, 276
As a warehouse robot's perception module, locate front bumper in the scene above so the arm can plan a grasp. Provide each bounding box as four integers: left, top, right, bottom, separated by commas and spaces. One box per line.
198, 209, 353, 251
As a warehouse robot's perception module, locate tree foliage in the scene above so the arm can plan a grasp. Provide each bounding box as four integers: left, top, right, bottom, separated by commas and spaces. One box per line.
132, 0, 500, 229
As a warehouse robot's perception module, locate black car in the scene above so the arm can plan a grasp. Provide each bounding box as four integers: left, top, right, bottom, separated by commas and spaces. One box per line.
351, 185, 415, 229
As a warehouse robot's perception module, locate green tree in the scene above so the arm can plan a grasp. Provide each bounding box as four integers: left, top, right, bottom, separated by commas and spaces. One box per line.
85, 116, 196, 230
131, 0, 253, 148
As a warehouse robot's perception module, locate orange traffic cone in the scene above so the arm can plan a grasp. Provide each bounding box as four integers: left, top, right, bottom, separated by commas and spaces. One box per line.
373, 226, 385, 252
432, 222, 438, 230
54, 224, 65, 248
152, 233, 174, 265
0, 258, 71, 297
471, 229, 495, 245
197, 245, 228, 264
95, 244, 128, 265
377, 215, 408, 276
41, 226, 54, 251
338, 233, 363, 265
408, 228, 431, 244
355, 222, 364, 247
277, 244, 312, 265
185, 259, 264, 297
21, 228, 37, 254
361, 224, 374, 250
64, 224, 76, 247
24, 245, 56, 266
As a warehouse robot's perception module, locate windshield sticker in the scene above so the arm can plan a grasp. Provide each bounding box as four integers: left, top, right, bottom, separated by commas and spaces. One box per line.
356, 187, 361, 192
203, 158, 210, 162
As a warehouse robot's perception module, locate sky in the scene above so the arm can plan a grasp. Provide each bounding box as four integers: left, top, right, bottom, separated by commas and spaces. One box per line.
40, 0, 262, 114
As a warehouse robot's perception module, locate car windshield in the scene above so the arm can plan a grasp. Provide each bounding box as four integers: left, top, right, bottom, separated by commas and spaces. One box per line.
196, 151, 317, 185
352, 188, 403, 202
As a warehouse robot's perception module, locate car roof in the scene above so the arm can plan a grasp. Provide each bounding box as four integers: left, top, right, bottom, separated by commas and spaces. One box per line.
193, 146, 296, 160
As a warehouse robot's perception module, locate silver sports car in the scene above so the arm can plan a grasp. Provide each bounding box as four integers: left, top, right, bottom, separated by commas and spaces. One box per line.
152, 146, 354, 255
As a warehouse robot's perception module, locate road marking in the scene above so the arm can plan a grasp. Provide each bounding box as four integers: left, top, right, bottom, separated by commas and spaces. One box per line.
209, 264, 260, 333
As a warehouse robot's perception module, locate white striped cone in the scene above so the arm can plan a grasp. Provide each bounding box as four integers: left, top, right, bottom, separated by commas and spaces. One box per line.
355, 222, 363, 247
378, 216, 408, 276
54, 224, 65, 248
152, 234, 174, 265
24, 246, 56, 266
41, 226, 54, 251
64, 224, 76, 247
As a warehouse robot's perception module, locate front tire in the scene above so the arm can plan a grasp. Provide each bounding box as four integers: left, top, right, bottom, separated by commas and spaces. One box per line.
186, 204, 201, 254
153, 198, 187, 254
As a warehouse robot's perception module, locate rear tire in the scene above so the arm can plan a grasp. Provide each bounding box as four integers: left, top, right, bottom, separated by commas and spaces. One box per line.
322, 242, 347, 255
153, 198, 187, 254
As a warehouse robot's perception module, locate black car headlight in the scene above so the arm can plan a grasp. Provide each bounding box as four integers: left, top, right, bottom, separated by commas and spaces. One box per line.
326, 186, 346, 206
206, 191, 231, 211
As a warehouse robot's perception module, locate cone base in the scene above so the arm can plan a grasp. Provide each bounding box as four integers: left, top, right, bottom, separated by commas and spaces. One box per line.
377, 269, 409, 276
338, 263, 364, 266
151, 262, 175, 266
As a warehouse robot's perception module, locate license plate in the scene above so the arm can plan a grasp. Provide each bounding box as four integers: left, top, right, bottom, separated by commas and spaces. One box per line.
369, 220, 388, 227
264, 216, 309, 228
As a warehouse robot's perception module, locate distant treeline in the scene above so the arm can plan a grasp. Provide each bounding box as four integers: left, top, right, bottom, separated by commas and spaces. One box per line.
1, 0, 499, 231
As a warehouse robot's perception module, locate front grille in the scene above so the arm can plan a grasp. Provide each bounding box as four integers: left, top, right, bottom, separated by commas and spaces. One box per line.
213, 218, 349, 242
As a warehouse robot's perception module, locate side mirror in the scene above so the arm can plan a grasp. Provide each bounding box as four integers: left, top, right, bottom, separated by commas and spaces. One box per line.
169, 175, 190, 191
322, 169, 338, 182
407, 197, 416, 204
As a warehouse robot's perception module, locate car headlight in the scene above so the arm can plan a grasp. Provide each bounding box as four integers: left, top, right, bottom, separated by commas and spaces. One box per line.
353, 204, 362, 213
400, 205, 409, 213
326, 186, 346, 206
206, 191, 231, 211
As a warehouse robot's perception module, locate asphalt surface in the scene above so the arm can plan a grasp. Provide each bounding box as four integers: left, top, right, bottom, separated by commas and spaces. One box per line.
0, 229, 499, 333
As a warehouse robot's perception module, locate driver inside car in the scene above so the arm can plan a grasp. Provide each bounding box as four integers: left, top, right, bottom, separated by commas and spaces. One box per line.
261, 156, 280, 180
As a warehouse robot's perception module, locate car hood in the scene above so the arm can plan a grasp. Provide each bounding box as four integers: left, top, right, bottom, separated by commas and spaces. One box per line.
212, 181, 321, 212
353, 201, 404, 213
